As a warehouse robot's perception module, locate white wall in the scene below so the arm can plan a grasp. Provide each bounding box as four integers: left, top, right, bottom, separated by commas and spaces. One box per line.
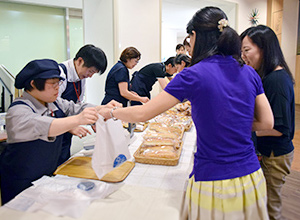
228, 0, 267, 34
7, 0, 82, 8
83, 0, 114, 105
114, 0, 161, 97
162, 27, 177, 61
114, 0, 161, 69
282, 0, 299, 77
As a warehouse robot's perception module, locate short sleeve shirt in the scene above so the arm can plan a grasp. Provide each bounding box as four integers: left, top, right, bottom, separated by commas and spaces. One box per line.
102, 61, 129, 106
137, 63, 171, 92
257, 69, 295, 156
6, 91, 93, 144
165, 55, 264, 181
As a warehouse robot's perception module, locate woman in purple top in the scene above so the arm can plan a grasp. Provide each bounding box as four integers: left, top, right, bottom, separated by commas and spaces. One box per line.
100, 7, 273, 220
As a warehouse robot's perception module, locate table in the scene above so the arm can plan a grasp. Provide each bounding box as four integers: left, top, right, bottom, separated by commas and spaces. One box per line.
0, 126, 196, 220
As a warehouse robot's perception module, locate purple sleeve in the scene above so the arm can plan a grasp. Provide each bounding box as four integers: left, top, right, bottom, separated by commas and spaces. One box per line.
164, 69, 192, 102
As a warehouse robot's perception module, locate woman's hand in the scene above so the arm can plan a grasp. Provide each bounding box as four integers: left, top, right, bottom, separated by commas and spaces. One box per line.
95, 100, 122, 112
141, 96, 150, 103
105, 100, 123, 108
98, 107, 113, 120
69, 126, 92, 138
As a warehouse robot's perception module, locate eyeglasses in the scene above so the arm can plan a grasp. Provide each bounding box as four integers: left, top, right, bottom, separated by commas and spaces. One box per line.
133, 58, 139, 64
46, 80, 63, 88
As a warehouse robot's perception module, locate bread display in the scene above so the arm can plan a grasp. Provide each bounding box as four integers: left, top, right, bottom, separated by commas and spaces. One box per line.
133, 102, 192, 165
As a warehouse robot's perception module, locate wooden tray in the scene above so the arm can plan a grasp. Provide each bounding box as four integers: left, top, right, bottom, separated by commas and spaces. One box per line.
54, 156, 135, 183
133, 142, 183, 166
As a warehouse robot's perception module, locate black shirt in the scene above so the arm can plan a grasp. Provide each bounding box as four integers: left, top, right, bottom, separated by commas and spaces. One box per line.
257, 69, 295, 156
101, 61, 129, 107
131, 63, 172, 93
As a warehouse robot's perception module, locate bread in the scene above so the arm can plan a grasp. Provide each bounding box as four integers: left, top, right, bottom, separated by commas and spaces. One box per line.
141, 146, 178, 159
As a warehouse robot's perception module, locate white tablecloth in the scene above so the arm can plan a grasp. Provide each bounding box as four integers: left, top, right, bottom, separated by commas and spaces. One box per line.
0, 126, 197, 220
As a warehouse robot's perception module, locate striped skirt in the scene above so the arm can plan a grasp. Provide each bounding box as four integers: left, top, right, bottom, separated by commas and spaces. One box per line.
181, 168, 269, 220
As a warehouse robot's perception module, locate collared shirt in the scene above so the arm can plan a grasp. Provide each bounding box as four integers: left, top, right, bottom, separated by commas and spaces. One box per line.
101, 61, 130, 107
6, 91, 92, 144
58, 59, 86, 102
165, 55, 263, 181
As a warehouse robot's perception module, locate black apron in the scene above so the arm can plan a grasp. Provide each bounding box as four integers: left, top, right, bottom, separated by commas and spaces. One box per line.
0, 101, 65, 204
59, 64, 82, 165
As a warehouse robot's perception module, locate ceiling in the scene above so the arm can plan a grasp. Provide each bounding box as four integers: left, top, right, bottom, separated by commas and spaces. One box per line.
162, 0, 238, 37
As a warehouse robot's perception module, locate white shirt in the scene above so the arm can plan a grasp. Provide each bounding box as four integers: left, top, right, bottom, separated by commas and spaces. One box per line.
58, 59, 86, 102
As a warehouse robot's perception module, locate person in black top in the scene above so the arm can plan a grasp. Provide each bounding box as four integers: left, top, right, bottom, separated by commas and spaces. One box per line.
101, 47, 149, 107
130, 57, 177, 105
174, 54, 191, 73
241, 25, 294, 220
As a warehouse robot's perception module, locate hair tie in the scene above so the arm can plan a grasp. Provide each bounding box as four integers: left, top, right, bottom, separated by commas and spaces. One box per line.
218, 18, 228, 32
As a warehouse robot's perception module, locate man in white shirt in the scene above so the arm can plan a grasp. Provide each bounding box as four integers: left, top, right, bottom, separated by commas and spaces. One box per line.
58, 44, 107, 164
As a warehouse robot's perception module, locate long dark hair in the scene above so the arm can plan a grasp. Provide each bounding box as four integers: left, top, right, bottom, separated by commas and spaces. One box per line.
186, 6, 241, 66
240, 25, 294, 82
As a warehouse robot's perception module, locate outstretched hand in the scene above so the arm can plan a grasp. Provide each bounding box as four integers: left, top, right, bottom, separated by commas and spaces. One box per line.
98, 107, 113, 121
95, 100, 122, 112
77, 107, 99, 125
141, 96, 150, 103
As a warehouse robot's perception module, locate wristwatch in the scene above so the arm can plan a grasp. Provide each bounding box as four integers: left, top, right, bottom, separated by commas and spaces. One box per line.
110, 107, 118, 121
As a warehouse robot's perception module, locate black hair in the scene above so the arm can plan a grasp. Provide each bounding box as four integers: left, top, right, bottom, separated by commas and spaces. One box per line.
74, 44, 107, 75
24, 78, 47, 91
119, 47, 141, 63
174, 54, 191, 67
186, 6, 242, 66
240, 25, 294, 81
176, 44, 185, 50
164, 56, 175, 67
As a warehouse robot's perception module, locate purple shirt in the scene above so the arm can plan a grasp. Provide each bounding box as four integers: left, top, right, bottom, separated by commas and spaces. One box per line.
165, 55, 264, 181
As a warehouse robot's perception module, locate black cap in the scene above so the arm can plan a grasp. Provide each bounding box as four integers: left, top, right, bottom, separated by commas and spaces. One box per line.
15, 59, 64, 89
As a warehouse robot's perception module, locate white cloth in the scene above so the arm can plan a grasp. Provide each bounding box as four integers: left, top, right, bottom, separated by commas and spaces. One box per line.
5, 175, 122, 218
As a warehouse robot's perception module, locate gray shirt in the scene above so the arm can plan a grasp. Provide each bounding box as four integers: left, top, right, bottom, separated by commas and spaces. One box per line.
6, 91, 94, 144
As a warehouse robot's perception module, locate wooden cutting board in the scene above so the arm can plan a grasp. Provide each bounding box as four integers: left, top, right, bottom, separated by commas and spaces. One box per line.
54, 156, 135, 183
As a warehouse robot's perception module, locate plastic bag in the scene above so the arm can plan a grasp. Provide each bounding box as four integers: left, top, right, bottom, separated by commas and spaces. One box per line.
92, 116, 130, 179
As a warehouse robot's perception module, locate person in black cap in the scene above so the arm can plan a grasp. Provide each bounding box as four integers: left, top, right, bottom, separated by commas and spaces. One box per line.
0, 59, 120, 205
58, 44, 107, 165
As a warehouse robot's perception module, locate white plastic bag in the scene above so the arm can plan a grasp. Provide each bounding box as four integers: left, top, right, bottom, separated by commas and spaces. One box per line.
92, 116, 131, 179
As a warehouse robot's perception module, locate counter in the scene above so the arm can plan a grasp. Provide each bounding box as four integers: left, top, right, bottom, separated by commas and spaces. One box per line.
0, 126, 196, 220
